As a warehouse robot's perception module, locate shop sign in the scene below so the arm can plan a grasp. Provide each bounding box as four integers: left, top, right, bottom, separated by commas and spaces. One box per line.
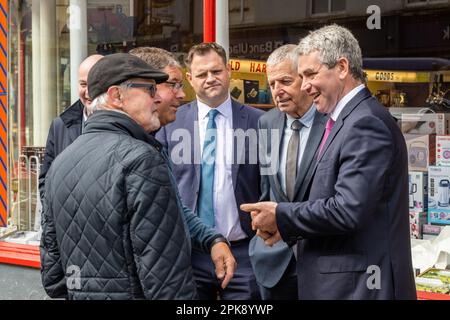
366, 70, 430, 83
229, 59, 267, 74
229, 41, 284, 56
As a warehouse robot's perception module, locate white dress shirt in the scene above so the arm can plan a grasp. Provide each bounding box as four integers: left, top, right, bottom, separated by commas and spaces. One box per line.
197, 96, 247, 241
278, 105, 316, 195
330, 84, 365, 121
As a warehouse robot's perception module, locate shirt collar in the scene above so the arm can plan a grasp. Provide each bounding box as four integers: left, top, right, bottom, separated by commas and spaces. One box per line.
285, 104, 316, 129
330, 84, 365, 121
197, 95, 232, 120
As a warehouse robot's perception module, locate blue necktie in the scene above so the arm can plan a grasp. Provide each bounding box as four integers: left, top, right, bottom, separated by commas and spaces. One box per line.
197, 109, 219, 227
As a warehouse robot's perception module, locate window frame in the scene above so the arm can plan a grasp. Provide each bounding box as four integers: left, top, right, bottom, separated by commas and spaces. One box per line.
405, 0, 449, 7
310, 0, 346, 17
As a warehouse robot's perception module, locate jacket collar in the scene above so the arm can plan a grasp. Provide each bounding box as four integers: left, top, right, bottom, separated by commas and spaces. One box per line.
84, 110, 162, 150
60, 99, 85, 127
316, 87, 372, 163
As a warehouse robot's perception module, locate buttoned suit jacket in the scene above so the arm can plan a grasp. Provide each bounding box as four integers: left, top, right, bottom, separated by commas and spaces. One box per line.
249, 107, 326, 288
156, 99, 264, 237
276, 88, 417, 300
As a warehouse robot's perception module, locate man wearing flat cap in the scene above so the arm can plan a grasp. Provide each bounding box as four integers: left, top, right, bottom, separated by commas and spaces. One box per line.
39, 53, 234, 300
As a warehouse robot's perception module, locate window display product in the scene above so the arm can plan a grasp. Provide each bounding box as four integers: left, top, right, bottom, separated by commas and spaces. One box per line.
244, 80, 259, 104
428, 166, 450, 225
230, 78, 244, 104
404, 134, 436, 172
422, 224, 445, 240
409, 211, 428, 239
390, 108, 450, 135
409, 171, 428, 212
416, 268, 450, 295
436, 135, 450, 166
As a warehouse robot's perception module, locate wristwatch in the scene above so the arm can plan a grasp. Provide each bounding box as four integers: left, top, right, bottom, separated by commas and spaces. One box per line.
209, 236, 231, 251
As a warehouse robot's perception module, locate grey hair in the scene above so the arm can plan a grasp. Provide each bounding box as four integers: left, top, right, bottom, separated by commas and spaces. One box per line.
87, 92, 108, 115
295, 24, 366, 82
87, 80, 132, 116
129, 47, 181, 70
266, 44, 297, 71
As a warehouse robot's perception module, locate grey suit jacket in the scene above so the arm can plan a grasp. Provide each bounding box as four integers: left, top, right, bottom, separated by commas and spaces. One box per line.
156, 99, 264, 237
276, 88, 417, 300
249, 107, 326, 288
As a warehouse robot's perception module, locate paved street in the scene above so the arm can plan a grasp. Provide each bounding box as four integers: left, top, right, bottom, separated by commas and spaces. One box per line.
0, 264, 48, 300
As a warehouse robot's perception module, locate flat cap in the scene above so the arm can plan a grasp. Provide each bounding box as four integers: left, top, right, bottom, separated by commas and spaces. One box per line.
87, 53, 169, 100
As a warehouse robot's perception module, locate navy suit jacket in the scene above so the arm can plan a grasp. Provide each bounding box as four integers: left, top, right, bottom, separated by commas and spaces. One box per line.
249, 107, 326, 288
156, 99, 264, 237
276, 88, 417, 300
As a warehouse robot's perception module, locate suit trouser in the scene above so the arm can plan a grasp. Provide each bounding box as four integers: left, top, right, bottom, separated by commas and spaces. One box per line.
192, 238, 261, 300
258, 255, 298, 300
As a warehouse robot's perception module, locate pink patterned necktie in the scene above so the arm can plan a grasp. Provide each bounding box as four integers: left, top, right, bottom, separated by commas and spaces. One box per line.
318, 118, 335, 157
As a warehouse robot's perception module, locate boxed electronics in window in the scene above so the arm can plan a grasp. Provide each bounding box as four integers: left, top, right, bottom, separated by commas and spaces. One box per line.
390, 108, 450, 135
428, 166, 450, 225
410, 211, 427, 239
436, 135, 450, 166
404, 134, 436, 172
409, 171, 428, 212
422, 224, 445, 240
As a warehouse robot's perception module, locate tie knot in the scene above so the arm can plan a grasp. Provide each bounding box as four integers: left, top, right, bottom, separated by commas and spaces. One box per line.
326, 118, 335, 130
208, 109, 219, 120
291, 120, 303, 131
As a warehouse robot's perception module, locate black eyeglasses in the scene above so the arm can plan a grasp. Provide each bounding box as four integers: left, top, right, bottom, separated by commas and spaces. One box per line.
165, 81, 184, 92
127, 83, 157, 97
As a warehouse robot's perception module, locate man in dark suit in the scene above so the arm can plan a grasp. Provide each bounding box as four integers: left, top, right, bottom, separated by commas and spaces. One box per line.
249, 44, 326, 299
242, 25, 417, 300
156, 42, 263, 299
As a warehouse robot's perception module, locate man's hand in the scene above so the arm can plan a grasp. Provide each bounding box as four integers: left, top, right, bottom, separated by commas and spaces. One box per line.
264, 230, 282, 246
211, 242, 237, 289
240, 202, 278, 234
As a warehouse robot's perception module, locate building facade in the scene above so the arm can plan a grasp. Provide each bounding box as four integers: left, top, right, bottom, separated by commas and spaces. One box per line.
0, 0, 449, 268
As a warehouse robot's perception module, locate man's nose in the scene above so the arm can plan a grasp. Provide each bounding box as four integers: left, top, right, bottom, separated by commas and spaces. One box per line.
272, 83, 284, 96
153, 92, 162, 103
206, 72, 215, 82
177, 89, 186, 100
300, 79, 311, 92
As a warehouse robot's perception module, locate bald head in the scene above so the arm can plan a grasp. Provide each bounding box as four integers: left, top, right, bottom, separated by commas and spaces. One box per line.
78, 54, 103, 107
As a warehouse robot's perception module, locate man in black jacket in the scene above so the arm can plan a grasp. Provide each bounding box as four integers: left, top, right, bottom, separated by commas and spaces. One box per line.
40, 53, 235, 299
38, 54, 103, 199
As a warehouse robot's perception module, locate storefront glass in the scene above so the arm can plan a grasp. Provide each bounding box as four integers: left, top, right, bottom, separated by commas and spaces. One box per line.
2, 0, 198, 242
2, 0, 450, 246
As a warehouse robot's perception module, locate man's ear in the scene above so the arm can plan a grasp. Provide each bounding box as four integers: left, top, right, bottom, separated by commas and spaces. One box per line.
186, 71, 193, 86
106, 86, 123, 108
337, 57, 350, 80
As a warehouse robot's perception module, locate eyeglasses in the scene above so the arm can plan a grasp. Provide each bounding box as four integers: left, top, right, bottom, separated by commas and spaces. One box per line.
127, 82, 157, 97
165, 81, 184, 92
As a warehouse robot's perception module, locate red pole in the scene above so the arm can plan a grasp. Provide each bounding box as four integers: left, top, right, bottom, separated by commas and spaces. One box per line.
203, 0, 215, 42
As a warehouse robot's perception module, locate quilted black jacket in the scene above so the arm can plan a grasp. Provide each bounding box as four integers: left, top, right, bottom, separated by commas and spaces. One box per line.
40, 110, 197, 300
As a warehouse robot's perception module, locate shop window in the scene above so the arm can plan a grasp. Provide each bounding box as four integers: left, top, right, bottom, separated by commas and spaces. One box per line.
229, 0, 255, 25
406, 0, 449, 5
2, 0, 197, 246
311, 0, 346, 15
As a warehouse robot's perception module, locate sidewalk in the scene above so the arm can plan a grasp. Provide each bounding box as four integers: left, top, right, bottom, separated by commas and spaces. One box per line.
0, 264, 48, 300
